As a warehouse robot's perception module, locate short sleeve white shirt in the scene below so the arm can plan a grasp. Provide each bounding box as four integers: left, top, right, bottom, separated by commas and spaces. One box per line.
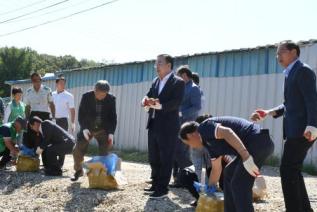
52, 90, 75, 118
24, 85, 53, 113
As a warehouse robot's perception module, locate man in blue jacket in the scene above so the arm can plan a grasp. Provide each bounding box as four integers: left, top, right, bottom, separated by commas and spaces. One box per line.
171, 65, 201, 186
251, 41, 317, 212
177, 65, 202, 123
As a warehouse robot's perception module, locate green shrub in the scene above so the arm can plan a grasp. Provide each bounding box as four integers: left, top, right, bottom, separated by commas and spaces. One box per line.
264, 155, 280, 167
303, 164, 317, 176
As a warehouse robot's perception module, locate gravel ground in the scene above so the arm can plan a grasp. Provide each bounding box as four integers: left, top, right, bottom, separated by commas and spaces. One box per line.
0, 155, 316, 212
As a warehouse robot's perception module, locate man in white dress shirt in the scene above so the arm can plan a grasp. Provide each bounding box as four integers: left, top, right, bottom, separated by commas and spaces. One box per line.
52, 75, 75, 133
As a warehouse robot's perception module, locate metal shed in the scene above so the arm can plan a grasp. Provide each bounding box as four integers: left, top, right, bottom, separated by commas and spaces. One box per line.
6, 40, 317, 165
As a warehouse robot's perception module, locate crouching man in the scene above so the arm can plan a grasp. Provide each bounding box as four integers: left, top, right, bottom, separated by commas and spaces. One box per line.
27, 116, 75, 176
0, 116, 26, 169
21, 119, 43, 157
71, 80, 117, 181
179, 116, 274, 212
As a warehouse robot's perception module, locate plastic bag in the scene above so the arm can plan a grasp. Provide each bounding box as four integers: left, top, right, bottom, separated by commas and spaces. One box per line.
20, 145, 36, 157
253, 175, 267, 200
83, 154, 127, 190
84, 154, 118, 176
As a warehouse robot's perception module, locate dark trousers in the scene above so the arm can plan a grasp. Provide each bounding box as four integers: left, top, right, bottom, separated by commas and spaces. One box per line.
173, 118, 194, 182
56, 118, 68, 131
55, 117, 68, 167
172, 139, 193, 182
148, 129, 177, 193
224, 130, 274, 212
0, 147, 11, 168
178, 169, 199, 199
30, 111, 50, 121
280, 137, 315, 212
73, 129, 109, 171
44, 138, 75, 172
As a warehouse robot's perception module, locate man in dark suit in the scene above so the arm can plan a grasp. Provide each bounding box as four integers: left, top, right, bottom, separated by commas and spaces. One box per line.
71, 80, 117, 181
27, 116, 75, 176
251, 41, 317, 212
141, 54, 185, 199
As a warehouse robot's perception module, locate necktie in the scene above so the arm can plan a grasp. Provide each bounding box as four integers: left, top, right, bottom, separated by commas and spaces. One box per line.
156, 79, 160, 96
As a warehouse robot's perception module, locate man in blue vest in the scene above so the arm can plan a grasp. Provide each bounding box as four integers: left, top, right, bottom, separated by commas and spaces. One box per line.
180, 116, 274, 212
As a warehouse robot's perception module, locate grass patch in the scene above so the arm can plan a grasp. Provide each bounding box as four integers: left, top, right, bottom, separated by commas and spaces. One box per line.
264, 155, 280, 167
263, 154, 317, 176
87, 145, 148, 163
303, 164, 317, 176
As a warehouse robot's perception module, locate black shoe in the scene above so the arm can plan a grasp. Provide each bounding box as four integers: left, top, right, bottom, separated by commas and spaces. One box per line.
149, 191, 168, 199
44, 168, 62, 176
144, 186, 155, 193
190, 200, 198, 207
71, 170, 83, 181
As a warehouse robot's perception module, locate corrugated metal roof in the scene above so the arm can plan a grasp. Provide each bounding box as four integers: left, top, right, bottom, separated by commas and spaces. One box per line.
7, 48, 280, 87
60, 38, 317, 72
5, 75, 56, 85
5, 39, 317, 85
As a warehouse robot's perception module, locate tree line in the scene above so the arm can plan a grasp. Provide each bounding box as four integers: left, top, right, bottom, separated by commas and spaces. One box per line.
0, 46, 101, 97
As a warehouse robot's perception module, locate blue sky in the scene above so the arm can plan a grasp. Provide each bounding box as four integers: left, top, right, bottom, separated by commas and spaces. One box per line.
0, 0, 316, 63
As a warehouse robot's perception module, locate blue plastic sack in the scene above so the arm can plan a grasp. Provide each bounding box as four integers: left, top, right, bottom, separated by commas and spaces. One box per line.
86, 154, 119, 176
20, 145, 36, 157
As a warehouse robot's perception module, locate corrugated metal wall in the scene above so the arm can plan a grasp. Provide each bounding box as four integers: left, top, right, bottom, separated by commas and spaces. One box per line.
8, 42, 317, 165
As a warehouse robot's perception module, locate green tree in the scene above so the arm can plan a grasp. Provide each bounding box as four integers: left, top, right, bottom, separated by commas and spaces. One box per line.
0, 46, 101, 97
0, 47, 34, 96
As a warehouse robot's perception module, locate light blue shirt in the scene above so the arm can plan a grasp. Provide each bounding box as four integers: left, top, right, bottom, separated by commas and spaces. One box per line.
283, 59, 299, 77
180, 80, 201, 122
